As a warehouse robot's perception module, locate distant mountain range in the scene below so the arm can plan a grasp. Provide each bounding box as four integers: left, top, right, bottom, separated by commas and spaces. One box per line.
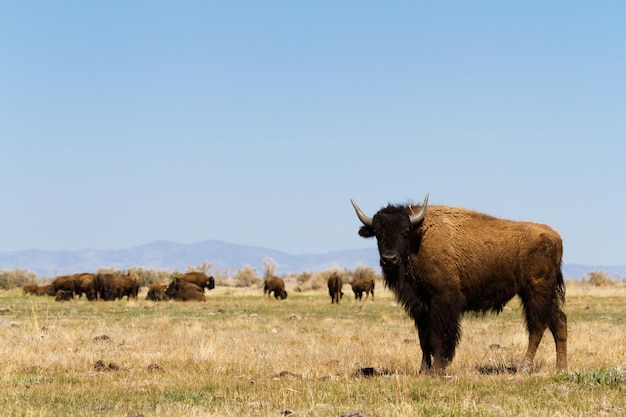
0, 240, 624, 281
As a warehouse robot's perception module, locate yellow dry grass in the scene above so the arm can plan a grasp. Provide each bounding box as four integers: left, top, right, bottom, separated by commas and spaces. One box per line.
0, 281, 624, 416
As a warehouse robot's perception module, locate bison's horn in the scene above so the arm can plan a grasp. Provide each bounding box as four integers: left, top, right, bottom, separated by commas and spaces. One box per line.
350, 199, 373, 227
409, 193, 429, 225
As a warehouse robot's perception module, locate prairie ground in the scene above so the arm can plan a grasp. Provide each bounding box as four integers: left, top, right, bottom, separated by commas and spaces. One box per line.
0, 281, 624, 416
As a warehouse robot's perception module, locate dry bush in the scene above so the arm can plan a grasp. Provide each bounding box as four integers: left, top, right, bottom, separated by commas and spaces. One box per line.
293, 271, 327, 292
585, 270, 615, 287
0, 268, 38, 289
231, 266, 260, 287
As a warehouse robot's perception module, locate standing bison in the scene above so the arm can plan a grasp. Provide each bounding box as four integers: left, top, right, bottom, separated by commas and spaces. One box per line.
96, 271, 140, 301
263, 276, 288, 300
74, 273, 98, 301
51, 274, 77, 299
351, 193, 567, 375
327, 273, 344, 304
350, 277, 375, 301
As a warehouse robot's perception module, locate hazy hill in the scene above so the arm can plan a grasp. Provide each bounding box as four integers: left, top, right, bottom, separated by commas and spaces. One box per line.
0, 240, 624, 281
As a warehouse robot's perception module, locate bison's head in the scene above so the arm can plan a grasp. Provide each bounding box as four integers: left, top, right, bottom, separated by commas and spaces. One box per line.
351, 194, 428, 275
165, 279, 180, 299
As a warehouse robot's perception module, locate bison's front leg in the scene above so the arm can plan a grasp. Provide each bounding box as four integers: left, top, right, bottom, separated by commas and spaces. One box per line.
414, 315, 433, 374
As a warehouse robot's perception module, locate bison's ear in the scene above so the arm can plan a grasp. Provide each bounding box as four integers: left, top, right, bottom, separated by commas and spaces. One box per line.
358, 226, 375, 238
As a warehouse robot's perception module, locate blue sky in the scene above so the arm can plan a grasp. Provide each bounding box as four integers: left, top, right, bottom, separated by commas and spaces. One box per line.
1, 2, 625, 265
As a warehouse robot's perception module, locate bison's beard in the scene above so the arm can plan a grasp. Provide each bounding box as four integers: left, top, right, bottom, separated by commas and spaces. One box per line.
381, 262, 407, 292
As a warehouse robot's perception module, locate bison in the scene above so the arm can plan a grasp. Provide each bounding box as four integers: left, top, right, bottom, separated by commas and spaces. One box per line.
146, 284, 168, 301
166, 279, 206, 301
351, 193, 567, 375
23, 284, 39, 295
350, 277, 375, 301
74, 273, 98, 301
263, 276, 288, 300
96, 271, 140, 301
327, 273, 344, 304
34, 284, 56, 296
173, 272, 215, 292
55, 289, 73, 301
51, 274, 76, 299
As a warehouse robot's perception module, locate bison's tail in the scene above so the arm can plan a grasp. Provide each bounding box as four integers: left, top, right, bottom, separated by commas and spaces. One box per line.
556, 267, 565, 304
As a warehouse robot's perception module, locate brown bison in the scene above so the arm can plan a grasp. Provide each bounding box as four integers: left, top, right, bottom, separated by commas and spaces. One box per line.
51, 274, 76, 298
263, 276, 288, 300
350, 277, 375, 301
327, 273, 344, 304
351, 193, 567, 375
173, 272, 215, 292
34, 284, 56, 296
23, 284, 39, 295
55, 289, 73, 301
166, 279, 206, 301
146, 284, 168, 301
74, 273, 98, 301
96, 271, 140, 301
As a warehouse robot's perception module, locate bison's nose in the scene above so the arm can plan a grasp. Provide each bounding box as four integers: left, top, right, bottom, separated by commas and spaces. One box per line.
380, 252, 400, 267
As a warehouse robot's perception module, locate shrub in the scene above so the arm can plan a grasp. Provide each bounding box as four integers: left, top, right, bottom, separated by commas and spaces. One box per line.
0, 269, 38, 290
586, 270, 614, 287
231, 266, 260, 287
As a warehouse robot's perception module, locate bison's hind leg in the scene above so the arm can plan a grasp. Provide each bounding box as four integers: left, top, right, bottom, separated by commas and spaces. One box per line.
549, 306, 567, 370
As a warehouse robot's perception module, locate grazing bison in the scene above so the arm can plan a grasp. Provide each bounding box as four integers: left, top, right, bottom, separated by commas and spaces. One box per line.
327, 273, 344, 304
351, 193, 567, 375
173, 272, 215, 292
96, 272, 140, 301
263, 276, 288, 300
350, 277, 375, 301
146, 284, 168, 301
23, 284, 39, 295
51, 274, 77, 299
166, 279, 206, 301
74, 273, 98, 301
55, 289, 73, 301
35, 284, 56, 296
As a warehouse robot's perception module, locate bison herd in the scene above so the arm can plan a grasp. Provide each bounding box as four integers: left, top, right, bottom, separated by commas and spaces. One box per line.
23, 271, 216, 302
23, 271, 376, 304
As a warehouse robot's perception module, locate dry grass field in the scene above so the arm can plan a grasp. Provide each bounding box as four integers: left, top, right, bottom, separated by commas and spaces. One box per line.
0, 280, 624, 417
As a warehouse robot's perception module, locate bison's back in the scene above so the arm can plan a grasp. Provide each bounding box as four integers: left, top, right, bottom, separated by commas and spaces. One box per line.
412, 206, 564, 312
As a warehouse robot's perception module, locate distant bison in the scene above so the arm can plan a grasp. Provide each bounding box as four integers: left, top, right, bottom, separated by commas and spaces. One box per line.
327, 273, 344, 304
51, 274, 77, 299
96, 271, 140, 301
146, 284, 168, 301
263, 277, 288, 300
173, 272, 215, 292
55, 289, 73, 301
350, 277, 375, 301
166, 279, 206, 301
23, 284, 39, 295
74, 273, 98, 301
35, 284, 56, 296
351, 193, 567, 375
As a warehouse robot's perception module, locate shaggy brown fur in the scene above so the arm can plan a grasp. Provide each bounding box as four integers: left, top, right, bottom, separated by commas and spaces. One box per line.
51, 274, 76, 298
74, 273, 98, 301
263, 276, 288, 300
23, 284, 39, 295
354, 199, 567, 376
327, 273, 344, 304
350, 277, 375, 301
172, 272, 215, 292
165, 279, 206, 301
96, 272, 140, 301
146, 284, 168, 301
